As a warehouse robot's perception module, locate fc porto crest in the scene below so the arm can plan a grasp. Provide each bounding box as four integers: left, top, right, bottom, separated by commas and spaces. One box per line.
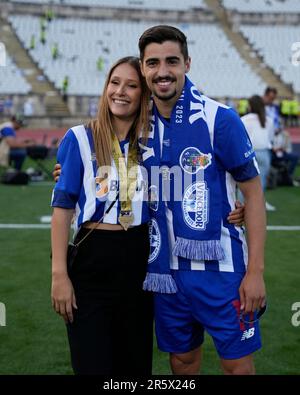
148, 185, 158, 211
180, 147, 212, 174
148, 219, 161, 263
182, 181, 209, 230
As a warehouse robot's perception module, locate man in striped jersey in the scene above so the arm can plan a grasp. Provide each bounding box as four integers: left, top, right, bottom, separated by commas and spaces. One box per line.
139, 25, 266, 375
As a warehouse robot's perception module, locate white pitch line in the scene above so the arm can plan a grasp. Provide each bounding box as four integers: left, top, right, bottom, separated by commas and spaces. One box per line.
0, 224, 300, 230
0, 224, 51, 229
267, 226, 300, 231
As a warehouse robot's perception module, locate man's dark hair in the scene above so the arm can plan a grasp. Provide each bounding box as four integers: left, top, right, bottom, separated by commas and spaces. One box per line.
11, 114, 24, 127
264, 86, 277, 96
139, 25, 189, 61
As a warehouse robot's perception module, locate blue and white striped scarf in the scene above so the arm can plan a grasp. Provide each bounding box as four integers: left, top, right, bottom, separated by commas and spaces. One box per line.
143, 77, 225, 293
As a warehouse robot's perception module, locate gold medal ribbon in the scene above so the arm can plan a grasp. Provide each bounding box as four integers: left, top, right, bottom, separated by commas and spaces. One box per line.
111, 133, 138, 230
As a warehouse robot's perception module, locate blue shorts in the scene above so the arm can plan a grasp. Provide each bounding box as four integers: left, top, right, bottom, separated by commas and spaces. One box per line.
154, 270, 262, 360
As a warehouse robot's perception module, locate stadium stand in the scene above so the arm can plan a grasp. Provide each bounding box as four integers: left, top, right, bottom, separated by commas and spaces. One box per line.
10, 0, 207, 11
0, 0, 298, 161
8, 15, 265, 98
0, 53, 31, 95
240, 25, 300, 93
0, 0, 298, 122
222, 0, 300, 13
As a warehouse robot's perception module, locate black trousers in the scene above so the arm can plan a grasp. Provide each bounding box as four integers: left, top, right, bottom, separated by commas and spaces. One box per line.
67, 223, 153, 375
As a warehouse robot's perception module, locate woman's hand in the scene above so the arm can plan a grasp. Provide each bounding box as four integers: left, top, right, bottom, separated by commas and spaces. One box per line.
53, 163, 62, 182
227, 200, 245, 226
51, 272, 77, 323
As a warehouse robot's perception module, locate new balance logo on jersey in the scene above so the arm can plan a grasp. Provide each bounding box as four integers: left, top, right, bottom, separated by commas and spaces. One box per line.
241, 328, 255, 341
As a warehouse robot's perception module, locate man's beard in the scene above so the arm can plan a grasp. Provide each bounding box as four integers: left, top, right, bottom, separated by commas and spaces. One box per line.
153, 89, 177, 101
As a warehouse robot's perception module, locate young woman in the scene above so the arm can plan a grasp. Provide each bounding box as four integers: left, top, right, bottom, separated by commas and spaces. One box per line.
241, 95, 275, 211
51, 56, 153, 375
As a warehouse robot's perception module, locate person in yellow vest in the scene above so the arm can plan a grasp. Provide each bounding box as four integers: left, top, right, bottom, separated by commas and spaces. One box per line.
52, 43, 59, 60
96, 56, 104, 71
280, 99, 291, 126
290, 99, 299, 127
45, 8, 54, 22
238, 99, 248, 116
40, 29, 46, 45
40, 16, 47, 31
62, 76, 69, 103
29, 35, 35, 50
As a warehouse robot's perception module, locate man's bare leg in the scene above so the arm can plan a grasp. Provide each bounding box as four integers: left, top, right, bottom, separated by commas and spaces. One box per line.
220, 354, 255, 375
170, 347, 202, 375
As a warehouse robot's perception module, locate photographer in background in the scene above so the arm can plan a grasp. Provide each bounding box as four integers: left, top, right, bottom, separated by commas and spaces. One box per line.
0, 115, 34, 170
272, 125, 299, 186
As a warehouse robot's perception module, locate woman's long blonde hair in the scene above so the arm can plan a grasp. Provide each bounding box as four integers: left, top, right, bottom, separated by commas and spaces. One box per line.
88, 56, 150, 167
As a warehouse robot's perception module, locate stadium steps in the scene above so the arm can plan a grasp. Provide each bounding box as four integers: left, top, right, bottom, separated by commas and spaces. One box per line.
204, 0, 294, 98
0, 16, 70, 116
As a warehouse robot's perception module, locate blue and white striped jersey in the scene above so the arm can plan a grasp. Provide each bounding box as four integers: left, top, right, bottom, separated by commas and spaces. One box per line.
51, 125, 149, 232
157, 97, 259, 273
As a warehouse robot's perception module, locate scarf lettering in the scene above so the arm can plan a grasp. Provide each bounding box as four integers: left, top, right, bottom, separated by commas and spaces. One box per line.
189, 86, 206, 124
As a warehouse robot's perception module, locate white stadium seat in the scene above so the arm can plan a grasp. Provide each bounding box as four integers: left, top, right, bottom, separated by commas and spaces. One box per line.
240, 25, 300, 93
0, 53, 31, 95
6, 2, 298, 97
9, 15, 264, 97
222, 0, 300, 13
10, 0, 207, 11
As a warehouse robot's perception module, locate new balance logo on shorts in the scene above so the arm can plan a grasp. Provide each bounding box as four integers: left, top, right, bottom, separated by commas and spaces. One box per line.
241, 328, 255, 341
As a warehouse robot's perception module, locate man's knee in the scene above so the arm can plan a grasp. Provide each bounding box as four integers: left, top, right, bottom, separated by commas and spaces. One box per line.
170, 347, 201, 375
221, 355, 255, 375
172, 349, 200, 364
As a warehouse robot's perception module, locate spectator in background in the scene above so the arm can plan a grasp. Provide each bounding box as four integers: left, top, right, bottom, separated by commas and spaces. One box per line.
0, 98, 4, 114
52, 43, 59, 60
40, 29, 46, 45
272, 125, 299, 186
96, 56, 104, 71
62, 76, 69, 103
0, 115, 34, 170
237, 98, 248, 116
290, 97, 299, 127
4, 96, 13, 116
262, 87, 280, 142
29, 34, 35, 50
280, 98, 291, 126
241, 95, 276, 211
23, 98, 34, 116
40, 16, 47, 31
45, 8, 54, 22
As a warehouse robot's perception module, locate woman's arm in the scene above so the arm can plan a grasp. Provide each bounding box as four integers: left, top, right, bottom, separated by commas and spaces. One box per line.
227, 200, 245, 226
51, 207, 77, 323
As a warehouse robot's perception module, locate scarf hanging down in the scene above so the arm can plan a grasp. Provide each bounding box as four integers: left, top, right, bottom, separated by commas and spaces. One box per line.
143, 198, 178, 294
142, 77, 225, 293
